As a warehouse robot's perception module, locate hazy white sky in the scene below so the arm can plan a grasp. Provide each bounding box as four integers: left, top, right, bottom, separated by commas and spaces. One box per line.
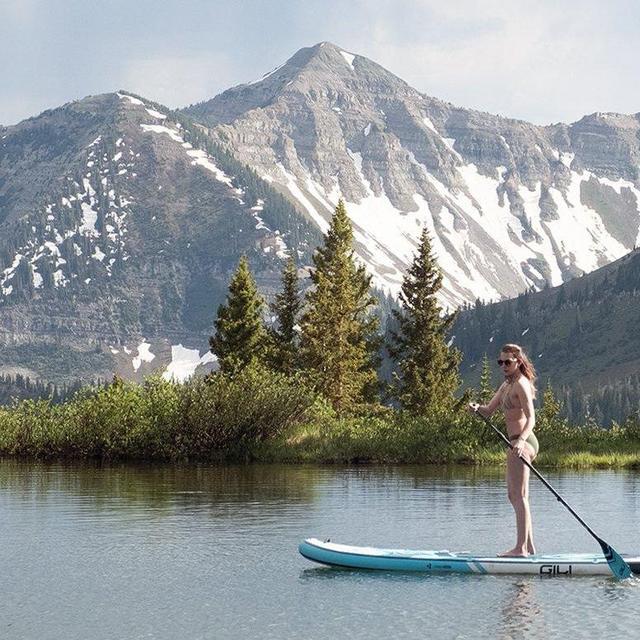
2, 0, 639, 126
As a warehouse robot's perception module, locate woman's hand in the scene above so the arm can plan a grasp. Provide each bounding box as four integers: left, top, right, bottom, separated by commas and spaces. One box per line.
468, 402, 480, 415
512, 438, 526, 458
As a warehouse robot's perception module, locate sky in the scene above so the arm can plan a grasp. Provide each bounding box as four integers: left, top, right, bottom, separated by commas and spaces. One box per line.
2, 0, 640, 127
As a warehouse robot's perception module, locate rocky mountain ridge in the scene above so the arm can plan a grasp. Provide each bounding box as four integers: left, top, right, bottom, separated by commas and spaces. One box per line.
0, 91, 319, 384
186, 42, 640, 308
2, 41, 640, 391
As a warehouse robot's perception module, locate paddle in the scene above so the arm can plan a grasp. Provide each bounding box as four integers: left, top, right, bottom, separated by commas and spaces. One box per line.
472, 408, 633, 580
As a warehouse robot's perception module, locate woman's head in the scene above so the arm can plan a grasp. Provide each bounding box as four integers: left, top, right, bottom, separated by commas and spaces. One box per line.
498, 343, 537, 396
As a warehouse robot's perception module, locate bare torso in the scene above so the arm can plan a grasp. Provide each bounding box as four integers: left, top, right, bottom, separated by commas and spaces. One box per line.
499, 380, 527, 438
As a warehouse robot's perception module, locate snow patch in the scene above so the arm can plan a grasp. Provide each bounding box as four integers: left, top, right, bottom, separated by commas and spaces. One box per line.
248, 62, 285, 85
32, 270, 43, 289
340, 51, 355, 69
132, 341, 155, 372
117, 93, 144, 106
145, 108, 167, 120
162, 345, 218, 382
422, 116, 437, 133
277, 164, 330, 234
80, 202, 99, 236
187, 149, 234, 186
140, 124, 183, 143
559, 152, 575, 168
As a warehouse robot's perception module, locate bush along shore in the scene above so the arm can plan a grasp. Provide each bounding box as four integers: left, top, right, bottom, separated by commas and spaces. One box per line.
1, 365, 639, 467
2, 200, 640, 467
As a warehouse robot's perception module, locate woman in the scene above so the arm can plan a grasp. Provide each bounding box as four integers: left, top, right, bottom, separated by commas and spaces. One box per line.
469, 343, 538, 557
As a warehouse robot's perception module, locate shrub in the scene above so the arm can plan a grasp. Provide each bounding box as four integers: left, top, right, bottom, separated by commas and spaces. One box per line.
0, 365, 315, 461
178, 364, 315, 459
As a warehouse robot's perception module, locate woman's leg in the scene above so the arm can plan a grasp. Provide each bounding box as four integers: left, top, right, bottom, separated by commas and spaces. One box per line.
524, 445, 536, 555
501, 447, 535, 556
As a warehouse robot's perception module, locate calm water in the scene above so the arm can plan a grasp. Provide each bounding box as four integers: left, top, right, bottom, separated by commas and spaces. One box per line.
0, 461, 638, 639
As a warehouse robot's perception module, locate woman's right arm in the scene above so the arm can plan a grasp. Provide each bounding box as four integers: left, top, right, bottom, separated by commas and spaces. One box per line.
469, 384, 504, 417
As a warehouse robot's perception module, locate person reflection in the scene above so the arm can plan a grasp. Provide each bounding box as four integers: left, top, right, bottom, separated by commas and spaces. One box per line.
498, 580, 543, 639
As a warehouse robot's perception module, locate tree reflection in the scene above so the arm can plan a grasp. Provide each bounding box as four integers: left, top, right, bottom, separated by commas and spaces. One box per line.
0, 460, 321, 513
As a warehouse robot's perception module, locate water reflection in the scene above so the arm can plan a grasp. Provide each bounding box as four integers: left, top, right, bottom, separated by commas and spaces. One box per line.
299, 566, 489, 586
0, 461, 322, 512
497, 580, 544, 639
0, 462, 514, 527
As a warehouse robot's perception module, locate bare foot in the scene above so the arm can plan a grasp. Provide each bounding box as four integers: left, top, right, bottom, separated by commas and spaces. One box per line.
497, 548, 529, 557
527, 544, 537, 555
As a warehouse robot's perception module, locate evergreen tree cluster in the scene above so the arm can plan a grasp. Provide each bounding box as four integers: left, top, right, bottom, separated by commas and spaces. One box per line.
0, 373, 88, 406
209, 200, 461, 415
559, 375, 640, 427
267, 257, 301, 377
209, 256, 268, 375
299, 201, 380, 411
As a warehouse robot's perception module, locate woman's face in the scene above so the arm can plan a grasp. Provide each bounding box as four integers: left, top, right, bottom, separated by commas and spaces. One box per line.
498, 351, 519, 377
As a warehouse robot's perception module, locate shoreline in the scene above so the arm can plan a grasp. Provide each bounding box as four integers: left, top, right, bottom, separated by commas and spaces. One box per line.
1, 450, 639, 469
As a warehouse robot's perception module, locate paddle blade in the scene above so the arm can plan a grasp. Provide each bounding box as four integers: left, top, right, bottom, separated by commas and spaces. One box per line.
598, 538, 633, 580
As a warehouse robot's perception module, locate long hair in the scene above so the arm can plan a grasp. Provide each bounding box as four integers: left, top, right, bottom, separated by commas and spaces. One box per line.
501, 343, 537, 398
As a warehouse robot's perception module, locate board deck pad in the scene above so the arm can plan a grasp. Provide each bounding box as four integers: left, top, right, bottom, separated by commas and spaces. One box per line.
299, 538, 640, 576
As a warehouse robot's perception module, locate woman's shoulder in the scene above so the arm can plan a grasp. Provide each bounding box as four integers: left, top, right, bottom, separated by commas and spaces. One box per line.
514, 376, 533, 393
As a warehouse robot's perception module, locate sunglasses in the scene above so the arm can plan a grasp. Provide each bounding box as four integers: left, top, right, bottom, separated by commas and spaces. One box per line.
497, 359, 517, 366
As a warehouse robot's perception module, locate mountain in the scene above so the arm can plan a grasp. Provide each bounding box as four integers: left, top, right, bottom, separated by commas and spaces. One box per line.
3, 41, 640, 393
452, 247, 640, 423
0, 91, 320, 384
185, 42, 640, 308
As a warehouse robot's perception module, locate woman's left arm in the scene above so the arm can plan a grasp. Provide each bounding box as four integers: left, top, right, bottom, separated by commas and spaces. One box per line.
512, 380, 536, 457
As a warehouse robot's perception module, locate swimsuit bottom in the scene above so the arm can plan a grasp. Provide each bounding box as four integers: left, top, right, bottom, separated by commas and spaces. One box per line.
509, 432, 539, 456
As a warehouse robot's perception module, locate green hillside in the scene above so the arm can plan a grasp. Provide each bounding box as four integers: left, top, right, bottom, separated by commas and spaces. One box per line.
453, 248, 640, 424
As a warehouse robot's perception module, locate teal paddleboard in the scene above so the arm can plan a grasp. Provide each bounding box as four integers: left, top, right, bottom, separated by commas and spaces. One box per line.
299, 538, 640, 576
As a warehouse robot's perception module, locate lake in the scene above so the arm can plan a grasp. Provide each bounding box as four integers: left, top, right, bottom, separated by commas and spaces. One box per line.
0, 461, 638, 639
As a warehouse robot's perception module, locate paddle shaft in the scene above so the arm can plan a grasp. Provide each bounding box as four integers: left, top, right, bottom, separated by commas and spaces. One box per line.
476, 411, 605, 547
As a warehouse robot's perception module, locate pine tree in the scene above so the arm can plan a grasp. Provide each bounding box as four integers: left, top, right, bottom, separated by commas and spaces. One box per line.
479, 353, 494, 403
268, 256, 302, 376
537, 380, 563, 435
388, 228, 461, 413
300, 200, 379, 412
209, 256, 267, 375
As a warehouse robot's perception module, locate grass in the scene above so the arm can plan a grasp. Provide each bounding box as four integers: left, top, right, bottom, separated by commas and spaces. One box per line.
254, 417, 640, 468
535, 451, 640, 469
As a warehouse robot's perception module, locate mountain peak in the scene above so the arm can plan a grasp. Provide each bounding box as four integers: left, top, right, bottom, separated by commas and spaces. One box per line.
182, 42, 413, 126
301, 41, 358, 67
248, 41, 359, 82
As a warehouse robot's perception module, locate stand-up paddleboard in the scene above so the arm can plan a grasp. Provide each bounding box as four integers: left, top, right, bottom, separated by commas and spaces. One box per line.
299, 539, 640, 576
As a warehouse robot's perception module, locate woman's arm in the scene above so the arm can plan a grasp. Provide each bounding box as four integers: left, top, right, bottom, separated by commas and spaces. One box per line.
469, 383, 505, 417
